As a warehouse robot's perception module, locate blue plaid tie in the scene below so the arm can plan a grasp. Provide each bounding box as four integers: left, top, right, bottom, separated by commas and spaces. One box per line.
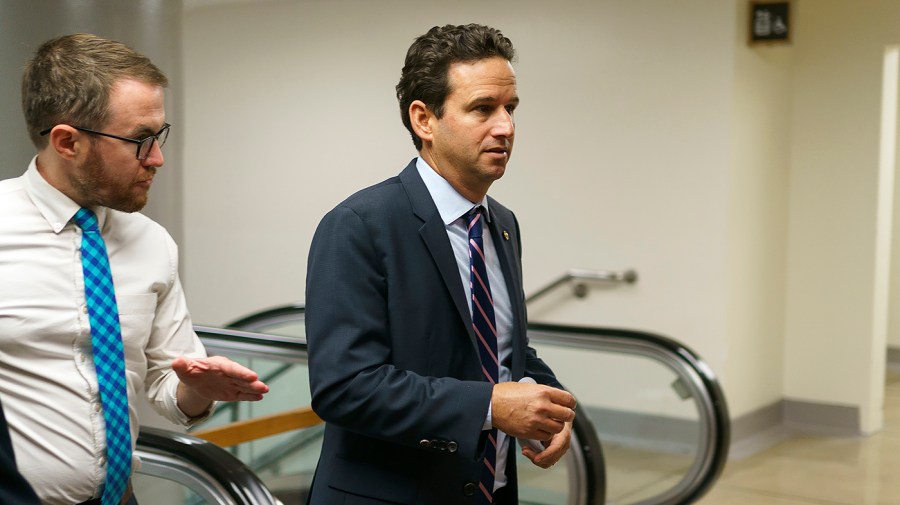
74, 208, 132, 505
467, 206, 499, 504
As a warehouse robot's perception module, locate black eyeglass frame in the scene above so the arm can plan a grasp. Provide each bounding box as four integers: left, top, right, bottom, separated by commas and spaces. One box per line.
39, 123, 171, 161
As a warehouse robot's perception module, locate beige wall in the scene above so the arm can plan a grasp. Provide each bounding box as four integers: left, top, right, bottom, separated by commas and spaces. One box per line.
785, 0, 900, 433
181, 0, 900, 433
725, 3, 792, 420
183, 0, 748, 415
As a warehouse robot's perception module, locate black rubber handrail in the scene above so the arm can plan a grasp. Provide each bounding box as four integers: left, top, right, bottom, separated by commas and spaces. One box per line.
224, 305, 605, 505
136, 427, 278, 505
226, 303, 730, 504
527, 322, 730, 504
227, 304, 308, 333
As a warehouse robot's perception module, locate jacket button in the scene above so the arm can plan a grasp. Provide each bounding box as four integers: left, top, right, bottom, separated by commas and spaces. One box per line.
419, 439, 432, 449
447, 441, 458, 453
463, 482, 477, 496
437, 440, 448, 451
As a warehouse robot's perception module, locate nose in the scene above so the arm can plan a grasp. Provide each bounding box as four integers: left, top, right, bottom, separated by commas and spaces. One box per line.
493, 109, 515, 138
142, 139, 165, 168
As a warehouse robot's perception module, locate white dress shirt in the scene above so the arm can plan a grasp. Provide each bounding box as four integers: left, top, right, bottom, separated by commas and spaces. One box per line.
0, 157, 211, 504
416, 157, 514, 491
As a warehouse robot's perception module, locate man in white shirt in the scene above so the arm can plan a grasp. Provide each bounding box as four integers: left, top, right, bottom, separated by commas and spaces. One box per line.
0, 33, 269, 505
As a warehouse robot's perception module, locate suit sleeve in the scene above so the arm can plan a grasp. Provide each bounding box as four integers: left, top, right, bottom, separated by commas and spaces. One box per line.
306, 205, 493, 460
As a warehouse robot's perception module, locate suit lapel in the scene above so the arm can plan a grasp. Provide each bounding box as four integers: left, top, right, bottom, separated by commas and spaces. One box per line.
399, 162, 477, 346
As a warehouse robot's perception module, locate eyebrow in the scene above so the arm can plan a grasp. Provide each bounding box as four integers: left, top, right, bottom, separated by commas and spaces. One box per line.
128, 124, 165, 138
468, 95, 520, 107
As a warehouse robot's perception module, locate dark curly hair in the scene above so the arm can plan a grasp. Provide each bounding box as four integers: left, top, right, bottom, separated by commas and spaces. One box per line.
396, 24, 516, 150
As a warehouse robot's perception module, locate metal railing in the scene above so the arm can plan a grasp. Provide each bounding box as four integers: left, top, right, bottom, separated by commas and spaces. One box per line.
195, 322, 605, 505
222, 296, 729, 504
135, 427, 279, 505
526, 268, 638, 305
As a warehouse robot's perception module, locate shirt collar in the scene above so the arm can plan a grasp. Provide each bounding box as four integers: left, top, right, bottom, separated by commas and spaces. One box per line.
23, 155, 108, 234
415, 156, 490, 225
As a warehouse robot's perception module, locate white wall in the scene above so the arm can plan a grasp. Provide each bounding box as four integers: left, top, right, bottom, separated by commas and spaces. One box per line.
181, 0, 900, 433
785, 0, 900, 434
725, 4, 792, 419
183, 0, 755, 417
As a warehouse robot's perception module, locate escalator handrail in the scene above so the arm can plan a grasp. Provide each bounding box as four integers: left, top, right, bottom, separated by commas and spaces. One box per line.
571, 403, 606, 505
528, 321, 730, 505
136, 427, 278, 505
226, 304, 308, 332
200, 319, 607, 504
194, 325, 308, 361
222, 306, 605, 505
191, 325, 309, 430
225, 304, 729, 505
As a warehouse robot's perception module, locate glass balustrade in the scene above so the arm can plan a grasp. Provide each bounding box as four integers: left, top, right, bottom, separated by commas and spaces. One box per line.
182, 304, 727, 505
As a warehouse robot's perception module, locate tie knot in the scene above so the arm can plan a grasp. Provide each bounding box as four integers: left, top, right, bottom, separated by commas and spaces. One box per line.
74, 208, 99, 232
466, 206, 484, 239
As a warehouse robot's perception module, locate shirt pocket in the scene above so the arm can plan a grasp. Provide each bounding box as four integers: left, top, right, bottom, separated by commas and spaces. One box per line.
116, 293, 157, 351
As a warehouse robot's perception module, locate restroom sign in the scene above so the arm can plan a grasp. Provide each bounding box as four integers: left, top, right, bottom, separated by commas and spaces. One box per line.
750, 1, 790, 45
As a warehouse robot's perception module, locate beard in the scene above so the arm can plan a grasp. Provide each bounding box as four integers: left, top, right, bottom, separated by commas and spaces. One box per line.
71, 146, 152, 213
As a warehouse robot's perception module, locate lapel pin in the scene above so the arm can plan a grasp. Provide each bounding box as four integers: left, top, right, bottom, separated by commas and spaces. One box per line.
503, 230, 509, 241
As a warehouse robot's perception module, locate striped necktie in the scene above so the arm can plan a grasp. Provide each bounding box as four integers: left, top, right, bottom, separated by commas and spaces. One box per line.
74, 208, 132, 505
467, 206, 499, 504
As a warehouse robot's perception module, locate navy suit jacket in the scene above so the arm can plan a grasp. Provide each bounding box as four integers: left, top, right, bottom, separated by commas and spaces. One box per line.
0, 397, 39, 504
305, 160, 561, 504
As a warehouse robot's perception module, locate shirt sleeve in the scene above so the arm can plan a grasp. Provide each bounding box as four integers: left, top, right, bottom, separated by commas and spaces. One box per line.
143, 231, 217, 426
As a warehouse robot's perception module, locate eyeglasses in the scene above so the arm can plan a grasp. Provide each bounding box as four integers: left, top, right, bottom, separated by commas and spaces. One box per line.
39, 123, 171, 160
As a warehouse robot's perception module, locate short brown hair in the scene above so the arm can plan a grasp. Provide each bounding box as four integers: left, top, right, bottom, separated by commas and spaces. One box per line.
22, 33, 168, 149
396, 24, 516, 150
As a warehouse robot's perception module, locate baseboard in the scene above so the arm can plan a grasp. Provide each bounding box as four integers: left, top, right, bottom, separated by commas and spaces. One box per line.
887, 346, 900, 370
728, 399, 861, 459
728, 401, 791, 460
587, 399, 861, 461
782, 398, 860, 435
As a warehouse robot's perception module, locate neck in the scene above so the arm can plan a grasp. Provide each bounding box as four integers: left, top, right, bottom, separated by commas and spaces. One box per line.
419, 149, 489, 204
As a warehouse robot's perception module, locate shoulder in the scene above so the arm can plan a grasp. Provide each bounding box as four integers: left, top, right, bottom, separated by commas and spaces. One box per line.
0, 177, 38, 233
486, 195, 517, 223
106, 210, 178, 257
0, 176, 27, 208
329, 160, 421, 218
337, 175, 404, 213
0, 175, 24, 192
107, 209, 170, 236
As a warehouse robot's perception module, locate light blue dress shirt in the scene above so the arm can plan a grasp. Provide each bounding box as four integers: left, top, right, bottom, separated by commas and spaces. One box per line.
416, 157, 513, 490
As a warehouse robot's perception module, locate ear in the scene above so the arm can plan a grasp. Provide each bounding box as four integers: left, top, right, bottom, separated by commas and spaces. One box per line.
409, 100, 435, 144
46, 125, 83, 161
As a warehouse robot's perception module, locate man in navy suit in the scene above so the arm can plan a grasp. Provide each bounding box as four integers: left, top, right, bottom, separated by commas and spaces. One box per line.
0, 397, 39, 505
306, 23, 576, 504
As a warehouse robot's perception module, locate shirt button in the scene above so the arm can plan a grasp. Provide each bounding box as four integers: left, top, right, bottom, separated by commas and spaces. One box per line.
82, 305, 88, 314
78, 353, 86, 363
94, 402, 102, 413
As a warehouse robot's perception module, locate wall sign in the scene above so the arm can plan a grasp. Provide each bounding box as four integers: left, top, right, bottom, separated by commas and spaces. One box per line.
750, 1, 790, 45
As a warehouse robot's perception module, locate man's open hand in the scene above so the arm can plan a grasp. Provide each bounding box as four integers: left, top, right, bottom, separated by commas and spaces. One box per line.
172, 356, 270, 417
